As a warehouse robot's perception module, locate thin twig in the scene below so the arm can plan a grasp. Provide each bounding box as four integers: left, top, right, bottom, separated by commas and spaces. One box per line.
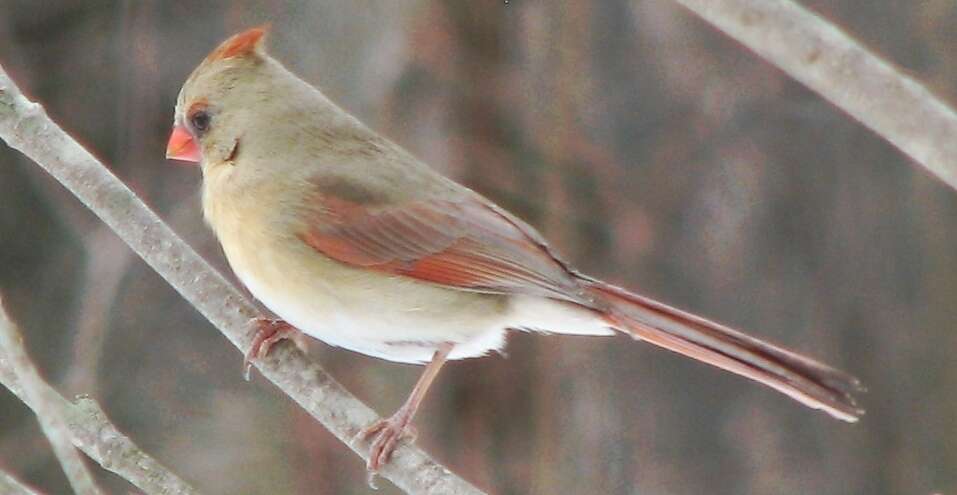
0, 300, 199, 495
0, 298, 103, 495
65, 226, 134, 394
0, 468, 41, 495
0, 65, 483, 494
671, 0, 957, 190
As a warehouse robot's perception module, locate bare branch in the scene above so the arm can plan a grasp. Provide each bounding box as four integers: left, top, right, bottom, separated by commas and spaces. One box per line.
0, 298, 103, 495
0, 469, 41, 495
64, 226, 134, 394
671, 0, 957, 190
0, 65, 483, 494
0, 300, 199, 495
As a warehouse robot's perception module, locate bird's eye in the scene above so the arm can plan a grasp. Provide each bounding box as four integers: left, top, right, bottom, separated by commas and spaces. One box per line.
189, 110, 211, 134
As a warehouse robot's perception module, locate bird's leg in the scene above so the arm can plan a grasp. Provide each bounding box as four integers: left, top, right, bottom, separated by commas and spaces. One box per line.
243, 317, 307, 380
360, 342, 453, 472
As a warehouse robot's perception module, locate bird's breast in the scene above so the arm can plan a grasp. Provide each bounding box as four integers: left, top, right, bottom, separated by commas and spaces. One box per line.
204, 185, 513, 363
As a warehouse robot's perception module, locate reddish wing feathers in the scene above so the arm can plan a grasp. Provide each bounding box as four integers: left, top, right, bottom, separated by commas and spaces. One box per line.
299, 195, 588, 303
297, 187, 863, 421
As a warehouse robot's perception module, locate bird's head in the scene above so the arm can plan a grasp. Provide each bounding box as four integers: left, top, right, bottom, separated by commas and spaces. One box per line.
167, 25, 289, 172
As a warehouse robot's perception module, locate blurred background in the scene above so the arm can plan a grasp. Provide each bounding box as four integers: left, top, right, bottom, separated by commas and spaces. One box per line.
1, 1, 956, 493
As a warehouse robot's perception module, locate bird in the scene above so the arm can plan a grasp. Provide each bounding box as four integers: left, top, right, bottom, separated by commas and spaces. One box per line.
166, 26, 862, 472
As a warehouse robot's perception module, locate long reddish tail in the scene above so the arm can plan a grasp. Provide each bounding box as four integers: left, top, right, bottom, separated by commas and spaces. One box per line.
582, 277, 863, 421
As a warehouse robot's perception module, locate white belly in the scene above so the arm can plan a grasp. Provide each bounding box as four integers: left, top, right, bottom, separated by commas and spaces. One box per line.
241, 270, 520, 363
220, 224, 613, 364
226, 235, 521, 363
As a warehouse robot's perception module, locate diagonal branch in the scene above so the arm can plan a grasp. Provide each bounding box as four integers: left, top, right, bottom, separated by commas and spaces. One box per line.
0, 65, 483, 494
670, 0, 957, 190
0, 298, 103, 495
0, 299, 200, 495
0, 469, 40, 495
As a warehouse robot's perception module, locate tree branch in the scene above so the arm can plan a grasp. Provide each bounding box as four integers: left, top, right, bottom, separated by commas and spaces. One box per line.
0, 467, 41, 495
0, 65, 483, 494
0, 299, 200, 495
671, 0, 957, 190
0, 298, 103, 495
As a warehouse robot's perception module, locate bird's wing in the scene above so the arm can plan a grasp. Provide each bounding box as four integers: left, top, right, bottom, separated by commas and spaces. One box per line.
296, 176, 865, 422
298, 191, 590, 304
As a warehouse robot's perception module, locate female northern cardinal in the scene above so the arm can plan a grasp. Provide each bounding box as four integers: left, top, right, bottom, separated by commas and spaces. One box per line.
167, 27, 862, 471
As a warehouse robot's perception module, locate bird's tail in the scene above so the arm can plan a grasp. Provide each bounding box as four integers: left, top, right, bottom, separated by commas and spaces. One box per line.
581, 277, 864, 422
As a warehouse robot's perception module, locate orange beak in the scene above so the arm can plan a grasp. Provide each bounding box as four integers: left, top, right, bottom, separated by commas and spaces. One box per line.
165, 125, 201, 163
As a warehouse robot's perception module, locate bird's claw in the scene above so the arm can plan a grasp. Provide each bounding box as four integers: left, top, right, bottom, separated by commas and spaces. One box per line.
358, 413, 417, 473
243, 318, 306, 380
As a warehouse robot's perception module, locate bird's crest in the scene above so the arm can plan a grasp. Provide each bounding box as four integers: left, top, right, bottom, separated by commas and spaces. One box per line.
204, 25, 269, 64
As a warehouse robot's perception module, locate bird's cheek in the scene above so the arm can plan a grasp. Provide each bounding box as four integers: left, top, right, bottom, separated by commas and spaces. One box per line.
165, 125, 202, 163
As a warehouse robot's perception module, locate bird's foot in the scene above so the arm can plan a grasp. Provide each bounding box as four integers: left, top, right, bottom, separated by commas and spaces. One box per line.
358, 408, 418, 473
243, 318, 307, 380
